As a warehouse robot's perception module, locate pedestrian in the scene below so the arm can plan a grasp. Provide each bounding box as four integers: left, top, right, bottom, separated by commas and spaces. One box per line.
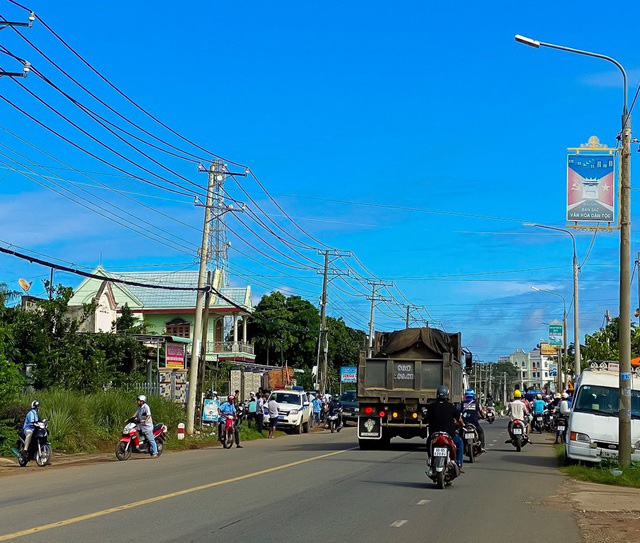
311, 394, 322, 429
248, 392, 257, 427
267, 393, 279, 439
133, 395, 158, 458
256, 392, 265, 434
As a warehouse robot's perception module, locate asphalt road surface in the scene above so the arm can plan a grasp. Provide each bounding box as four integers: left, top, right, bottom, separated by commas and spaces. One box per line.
0, 419, 580, 542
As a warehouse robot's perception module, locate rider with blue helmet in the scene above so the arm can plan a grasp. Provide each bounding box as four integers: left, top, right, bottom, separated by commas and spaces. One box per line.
462, 389, 486, 450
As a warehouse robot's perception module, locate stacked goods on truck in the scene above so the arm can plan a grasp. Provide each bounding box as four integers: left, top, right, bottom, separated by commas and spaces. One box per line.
357, 327, 469, 449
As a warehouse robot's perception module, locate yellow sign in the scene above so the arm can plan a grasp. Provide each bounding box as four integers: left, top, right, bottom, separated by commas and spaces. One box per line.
540, 343, 558, 356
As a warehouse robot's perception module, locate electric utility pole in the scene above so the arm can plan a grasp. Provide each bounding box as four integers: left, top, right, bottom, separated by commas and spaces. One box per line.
366, 279, 393, 357
316, 249, 351, 395
404, 304, 424, 329
186, 163, 217, 435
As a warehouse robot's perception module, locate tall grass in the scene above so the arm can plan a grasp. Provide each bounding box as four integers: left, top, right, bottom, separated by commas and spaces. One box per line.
1, 389, 185, 454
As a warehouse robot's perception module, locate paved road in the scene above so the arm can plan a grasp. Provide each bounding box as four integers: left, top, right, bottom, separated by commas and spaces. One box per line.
0, 419, 580, 542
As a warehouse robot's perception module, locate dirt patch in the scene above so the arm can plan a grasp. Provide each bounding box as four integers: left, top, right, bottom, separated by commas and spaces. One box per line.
557, 479, 640, 542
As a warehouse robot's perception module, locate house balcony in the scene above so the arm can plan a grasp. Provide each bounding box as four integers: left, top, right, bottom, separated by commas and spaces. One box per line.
206, 341, 254, 355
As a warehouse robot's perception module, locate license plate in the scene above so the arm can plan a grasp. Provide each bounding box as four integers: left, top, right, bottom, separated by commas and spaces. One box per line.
433, 447, 447, 457
513, 428, 522, 435
557, 426, 565, 432
278, 416, 285, 420
537, 416, 543, 421
601, 449, 618, 459
465, 433, 475, 439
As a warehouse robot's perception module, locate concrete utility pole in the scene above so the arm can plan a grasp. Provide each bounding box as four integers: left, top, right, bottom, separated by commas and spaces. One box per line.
197, 271, 213, 428
366, 279, 393, 357
319, 251, 329, 395
636, 253, 640, 324
186, 163, 218, 435
406, 305, 410, 329
503, 372, 507, 406
316, 249, 351, 394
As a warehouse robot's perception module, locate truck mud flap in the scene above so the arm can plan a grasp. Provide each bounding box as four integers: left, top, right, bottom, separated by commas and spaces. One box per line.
358, 416, 382, 440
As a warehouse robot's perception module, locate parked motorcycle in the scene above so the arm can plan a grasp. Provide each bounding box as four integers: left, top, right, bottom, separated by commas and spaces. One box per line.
507, 419, 529, 452
426, 431, 460, 489
220, 414, 236, 449
327, 409, 342, 433
115, 417, 167, 460
556, 413, 568, 443
236, 402, 247, 426
486, 407, 496, 424
461, 423, 483, 463
14, 420, 51, 467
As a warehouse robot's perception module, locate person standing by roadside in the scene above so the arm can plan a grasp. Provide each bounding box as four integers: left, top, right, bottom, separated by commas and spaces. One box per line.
311, 394, 322, 429
267, 393, 279, 439
256, 392, 265, 434
133, 395, 158, 458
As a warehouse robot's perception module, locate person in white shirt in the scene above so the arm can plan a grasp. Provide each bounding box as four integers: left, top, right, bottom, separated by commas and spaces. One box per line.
507, 389, 530, 434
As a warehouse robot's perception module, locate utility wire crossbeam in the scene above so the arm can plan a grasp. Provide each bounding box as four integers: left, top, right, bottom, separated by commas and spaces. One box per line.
366, 279, 394, 357
0, 12, 32, 77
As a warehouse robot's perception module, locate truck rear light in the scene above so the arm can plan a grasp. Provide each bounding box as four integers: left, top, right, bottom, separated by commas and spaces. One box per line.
412, 413, 418, 419
379, 411, 386, 417
392, 412, 398, 418
363, 406, 374, 415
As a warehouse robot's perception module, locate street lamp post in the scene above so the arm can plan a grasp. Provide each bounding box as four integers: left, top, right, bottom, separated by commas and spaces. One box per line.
532, 286, 567, 392
516, 35, 632, 466
526, 223, 580, 377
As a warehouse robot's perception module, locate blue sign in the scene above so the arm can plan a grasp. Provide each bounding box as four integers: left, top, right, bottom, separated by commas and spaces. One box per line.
340, 366, 357, 383
202, 399, 219, 422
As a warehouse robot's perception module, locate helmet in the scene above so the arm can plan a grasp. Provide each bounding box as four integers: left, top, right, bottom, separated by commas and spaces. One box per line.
137, 395, 147, 403
561, 392, 569, 399
436, 385, 449, 400
31, 400, 39, 410
514, 390, 522, 398
228, 395, 235, 402
465, 388, 476, 399
554, 393, 561, 399
536, 394, 542, 400
212, 390, 218, 396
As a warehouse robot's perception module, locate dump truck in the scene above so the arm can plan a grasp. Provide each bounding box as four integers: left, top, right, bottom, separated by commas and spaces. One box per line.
357, 327, 470, 449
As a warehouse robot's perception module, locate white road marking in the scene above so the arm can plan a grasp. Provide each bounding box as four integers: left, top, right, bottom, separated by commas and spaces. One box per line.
416, 500, 430, 506
390, 520, 408, 528
489, 443, 494, 447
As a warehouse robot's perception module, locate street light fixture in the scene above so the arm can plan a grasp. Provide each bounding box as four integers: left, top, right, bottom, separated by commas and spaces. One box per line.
516, 35, 632, 466
525, 223, 580, 377
532, 285, 568, 392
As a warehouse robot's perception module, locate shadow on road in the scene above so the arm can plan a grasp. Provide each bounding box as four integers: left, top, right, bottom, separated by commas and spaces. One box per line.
500, 452, 558, 469
283, 441, 425, 453
362, 479, 434, 490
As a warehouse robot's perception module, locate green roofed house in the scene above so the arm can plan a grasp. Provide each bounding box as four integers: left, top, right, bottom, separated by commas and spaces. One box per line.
69, 266, 255, 364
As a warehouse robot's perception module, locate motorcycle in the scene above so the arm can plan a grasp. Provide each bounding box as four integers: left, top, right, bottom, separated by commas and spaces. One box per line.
115, 417, 167, 460
555, 413, 568, 443
532, 412, 545, 434
236, 402, 247, 426
14, 420, 51, 467
507, 419, 529, 452
461, 423, 483, 463
486, 407, 496, 424
543, 408, 556, 433
220, 414, 236, 449
327, 409, 342, 433
426, 431, 460, 489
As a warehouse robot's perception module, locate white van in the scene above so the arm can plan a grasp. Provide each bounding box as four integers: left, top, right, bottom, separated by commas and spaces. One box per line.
566, 364, 640, 463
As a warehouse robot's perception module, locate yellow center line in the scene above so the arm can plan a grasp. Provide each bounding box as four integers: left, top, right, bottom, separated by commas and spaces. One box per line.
0, 447, 355, 541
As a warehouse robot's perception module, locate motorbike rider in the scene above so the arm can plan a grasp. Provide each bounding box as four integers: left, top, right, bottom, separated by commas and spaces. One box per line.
328, 394, 343, 431
486, 394, 494, 409
133, 395, 158, 458
462, 389, 486, 450
507, 389, 530, 436
219, 395, 243, 448
426, 385, 465, 469
21, 400, 40, 458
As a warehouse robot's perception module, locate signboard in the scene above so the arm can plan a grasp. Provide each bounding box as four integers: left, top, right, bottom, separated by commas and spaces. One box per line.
549, 364, 558, 377
540, 343, 558, 356
340, 366, 357, 384
567, 153, 615, 222
202, 398, 219, 422
166, 342, 186, 369
549, 323, 563, 347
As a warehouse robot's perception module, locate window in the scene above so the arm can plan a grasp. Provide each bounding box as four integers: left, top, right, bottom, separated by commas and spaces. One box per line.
271, 392, 302, 405
574, 385, 640, 418
165, 318, 190, 338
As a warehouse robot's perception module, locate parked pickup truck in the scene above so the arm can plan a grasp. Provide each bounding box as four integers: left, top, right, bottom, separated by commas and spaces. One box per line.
357, 326, 470, 449
340, 390, 359, 425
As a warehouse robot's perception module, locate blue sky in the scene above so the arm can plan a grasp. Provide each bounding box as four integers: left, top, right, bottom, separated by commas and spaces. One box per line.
0, 0, 638, 360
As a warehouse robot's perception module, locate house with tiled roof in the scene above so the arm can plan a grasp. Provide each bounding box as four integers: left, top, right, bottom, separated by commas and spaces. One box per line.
70, 266, 255, 364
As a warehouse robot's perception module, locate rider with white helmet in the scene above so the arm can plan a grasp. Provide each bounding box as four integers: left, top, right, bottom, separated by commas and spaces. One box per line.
134, 395, 158, 458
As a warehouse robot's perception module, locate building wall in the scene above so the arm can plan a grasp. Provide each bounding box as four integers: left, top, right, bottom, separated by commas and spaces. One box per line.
142, 313, 222, 344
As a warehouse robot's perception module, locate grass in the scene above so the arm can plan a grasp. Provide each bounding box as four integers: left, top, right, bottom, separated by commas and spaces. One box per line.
0, 389, 280, 456
554, 443, 640, 488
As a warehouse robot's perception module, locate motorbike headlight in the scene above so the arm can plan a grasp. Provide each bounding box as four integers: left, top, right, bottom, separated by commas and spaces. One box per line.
289, 410, 299, 416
